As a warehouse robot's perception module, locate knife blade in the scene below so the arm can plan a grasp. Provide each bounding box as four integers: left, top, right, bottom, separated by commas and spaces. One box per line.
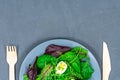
103, 41, 111, 80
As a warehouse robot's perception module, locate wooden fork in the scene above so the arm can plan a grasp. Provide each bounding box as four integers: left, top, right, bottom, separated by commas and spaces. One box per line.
6, 46, 17, 80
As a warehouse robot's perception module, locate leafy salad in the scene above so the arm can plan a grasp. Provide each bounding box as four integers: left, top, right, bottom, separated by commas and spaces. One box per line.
23, 44, 94, 80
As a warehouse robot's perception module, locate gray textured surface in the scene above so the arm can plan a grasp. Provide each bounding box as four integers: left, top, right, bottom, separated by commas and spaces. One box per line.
0, 0, 120, 80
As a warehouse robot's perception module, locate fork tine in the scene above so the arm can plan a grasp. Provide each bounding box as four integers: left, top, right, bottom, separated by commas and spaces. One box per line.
9, 46, 11, 51
6, 46, 9, 52
11, 46, 14, 51
13, 46, 16, 52
7, 46, 17, 52
7, 46, 13, 52
12, 46, 15, 51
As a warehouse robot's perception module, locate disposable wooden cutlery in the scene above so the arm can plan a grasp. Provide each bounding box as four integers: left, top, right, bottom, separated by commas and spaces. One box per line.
103, 42, 111, 80
6, 46, 17, 80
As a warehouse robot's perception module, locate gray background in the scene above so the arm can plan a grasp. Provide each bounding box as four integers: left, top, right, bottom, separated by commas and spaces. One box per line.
0, 0, 119, 80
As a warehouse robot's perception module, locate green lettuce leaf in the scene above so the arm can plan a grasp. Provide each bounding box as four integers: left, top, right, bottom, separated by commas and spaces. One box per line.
37, 64, 53, 80
23, 74, 29, 80
71, 46, 88, 60
81, 61, 94, 79
36, 54, 57, 69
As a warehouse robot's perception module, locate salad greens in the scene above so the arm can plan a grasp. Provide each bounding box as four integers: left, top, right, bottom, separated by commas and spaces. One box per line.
36, 64, 53, 80
58, 52, 81, 74
81, 62, 94, 79
23, 74, 29, 80
23, 44, 94, 80
45, 44, 71, 57
36, 54, 57, 69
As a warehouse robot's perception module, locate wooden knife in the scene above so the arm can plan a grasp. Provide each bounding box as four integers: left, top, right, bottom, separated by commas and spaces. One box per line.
103, 41, 111, 80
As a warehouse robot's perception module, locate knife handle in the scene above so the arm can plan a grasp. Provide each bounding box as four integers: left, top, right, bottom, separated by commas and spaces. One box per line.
102, 72, 110, 80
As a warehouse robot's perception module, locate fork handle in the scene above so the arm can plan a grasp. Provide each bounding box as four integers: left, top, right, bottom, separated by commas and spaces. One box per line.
9, 64, 15, 80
